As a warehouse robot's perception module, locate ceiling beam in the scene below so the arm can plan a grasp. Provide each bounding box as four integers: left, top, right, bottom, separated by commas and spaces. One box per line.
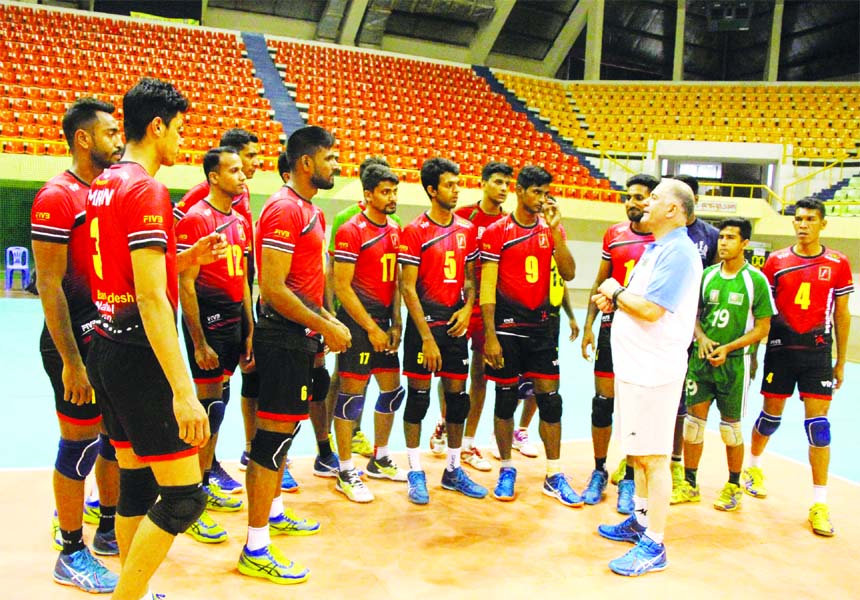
338, 0, 369, 46
469, 0, 516, 65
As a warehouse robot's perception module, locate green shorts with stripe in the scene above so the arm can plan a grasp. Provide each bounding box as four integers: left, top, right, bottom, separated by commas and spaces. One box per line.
684, 353, 750, 420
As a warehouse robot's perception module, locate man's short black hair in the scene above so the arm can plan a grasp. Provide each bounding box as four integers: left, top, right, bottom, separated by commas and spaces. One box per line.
673, 174, 699, 195
361, 164, 399, 192
62, 97, 115, 150
718, 217, 752, 241
360, 156, 390, 179
203, 146, 239, 181
517, 165, 552, 190
122, 78, 188, 143
285, 126, 335, 172
481, 161, 513, 181
219, 128, 258, 151
420, 157, 459, 196
795, 197, 826, 218
626, 173, 659, 192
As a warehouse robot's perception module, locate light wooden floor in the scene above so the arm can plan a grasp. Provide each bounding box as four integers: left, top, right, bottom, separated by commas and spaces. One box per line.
3, 436, 857, 600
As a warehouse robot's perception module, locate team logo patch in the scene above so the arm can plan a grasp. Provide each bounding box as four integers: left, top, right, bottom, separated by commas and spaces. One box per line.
34, 211, 51, 220
728, 292, 744, 306
538, 233, 549, 248
337, 241, 349, 249
273, 228, 291, 239
818, 266, 831, 281
456, 232, 466, 249
143, 215, 163, 224
390, 233, 399, 247
708, 289, 720, 304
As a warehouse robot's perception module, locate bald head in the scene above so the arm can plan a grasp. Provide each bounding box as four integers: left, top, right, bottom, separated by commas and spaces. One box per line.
640, 178, 695, 238
663, 178, 695, 218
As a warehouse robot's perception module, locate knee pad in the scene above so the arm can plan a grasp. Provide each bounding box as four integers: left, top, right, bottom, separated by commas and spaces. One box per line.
444, 391, 470, 425
148, 483, 207, 536
117, 467, 159, 517
240, 370, 259, 398
98, 433, 116, 461
535, 392, 563, 424
403, 387, 430, 424
591, 395, 614, 428
55, 437, 100, 481
494, 385, 518, 420
683, 414, 707, 445
719, 420, 743, 447
311, 366, 330, 403
249, 428, 296, 471
375, 386, 405, 414
805, 416, 831, 448
334, 392, 365, 421
517, 376, 534, 400
200, 397, 226, 435
754, 411, 781, 437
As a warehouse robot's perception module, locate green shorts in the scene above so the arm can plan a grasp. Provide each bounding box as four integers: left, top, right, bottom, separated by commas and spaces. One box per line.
684, 353, 751, 420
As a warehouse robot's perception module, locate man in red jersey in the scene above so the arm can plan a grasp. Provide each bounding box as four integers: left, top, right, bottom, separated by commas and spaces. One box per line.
399, 157, 487, 504
580, 173, 658, 513
175, 128, 261, 493
742, 197, 852, 537
331, 164, 405, 503
481, 165, 578, 505
176, 148, 254, 542
240, 126, 350, 584
85, 78, 226, 600
31, 97, 123, 593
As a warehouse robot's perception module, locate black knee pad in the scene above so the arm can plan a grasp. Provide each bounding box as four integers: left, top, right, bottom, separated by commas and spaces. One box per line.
148, 483, 207, 536
200, 397, 227, 435
403, 387, 430, 424
240, 370, 259, 398
494, 385, 518, 420
249, 427, 295, 472
117, 467, 159, 517
444, 391, 470, 425
311, 366, 330, 403
536, 391, 563, 424
98, 433, 116, 461
591, 394, 614, 428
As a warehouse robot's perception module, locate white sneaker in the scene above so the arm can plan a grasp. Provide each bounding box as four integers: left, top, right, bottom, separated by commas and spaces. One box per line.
335, 468, 374, 503
488, 434, 501, 460
513, 429, 539, 458
461, 446, 492, 471
429, 420, 447, 456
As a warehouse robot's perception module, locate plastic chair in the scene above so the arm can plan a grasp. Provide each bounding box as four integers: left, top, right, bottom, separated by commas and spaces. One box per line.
5, 246, 30, 290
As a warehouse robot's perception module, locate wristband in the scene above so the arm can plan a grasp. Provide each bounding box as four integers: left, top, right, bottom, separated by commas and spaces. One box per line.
611, 286, 626, 310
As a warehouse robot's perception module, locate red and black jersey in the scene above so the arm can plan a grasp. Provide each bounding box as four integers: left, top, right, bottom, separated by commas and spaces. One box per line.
30, 170, 99, 338
398, 212, 478, 324
175, 180, 253, 238
602, 221, 654, 288
255, 186, 326, 334
455, 203, 505, 311
481, 215, 565, 325
176, 201, 250, 322
85, 162, 177, 346
763, 246, 853, 351
333, 212, 400, 319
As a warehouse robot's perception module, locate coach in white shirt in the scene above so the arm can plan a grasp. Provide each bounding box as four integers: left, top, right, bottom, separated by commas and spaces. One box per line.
591, 178, 702, 577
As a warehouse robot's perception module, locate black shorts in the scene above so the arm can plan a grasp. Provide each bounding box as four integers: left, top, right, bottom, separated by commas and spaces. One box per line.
337, 311, 399, 382
760, 348, 834, 401
86, 335, 195, 461
40, 326, 101, 426
254, 332, 313, 422
180, 318, 242, 384
485, 323, 559, 385
594, 313, 614, 378
402, 319, 468, 381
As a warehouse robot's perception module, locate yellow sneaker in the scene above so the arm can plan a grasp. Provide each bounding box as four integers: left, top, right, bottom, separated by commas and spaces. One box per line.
713, 482, 742, 512
671, 461, 685, 489
351, 430, 374, 458
670, 479, 701, 505
610, 458, 627, 486
206, 483, 244, 512
238, 544, 309, 584
808, 503, 835, 537
269, 507, 320, 536
185, 510, 227, 543
741, 466, 767, 498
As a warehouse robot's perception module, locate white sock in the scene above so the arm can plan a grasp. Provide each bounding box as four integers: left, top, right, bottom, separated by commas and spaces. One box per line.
269, 495, 284, 519
644, 528, 664, 544
749, 454, 761, 468
463, 436, 474, 450
375, 445, 389, 459
813, 485, 827, 504
339, 458, 354, 472
501, 459, 514, 469
139, 591, 153, 600
446, 446, 461, 472
546, 459, 561, 476
246, 525, 270, 552
407, 447, 422, 472
633, 495, 649, 527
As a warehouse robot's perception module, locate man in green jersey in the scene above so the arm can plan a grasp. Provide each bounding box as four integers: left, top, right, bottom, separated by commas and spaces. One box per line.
673, 217, 776, 510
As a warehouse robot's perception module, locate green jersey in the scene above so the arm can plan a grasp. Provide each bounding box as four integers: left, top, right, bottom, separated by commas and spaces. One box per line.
328, 202, 402, 254
697, 261, 776, 356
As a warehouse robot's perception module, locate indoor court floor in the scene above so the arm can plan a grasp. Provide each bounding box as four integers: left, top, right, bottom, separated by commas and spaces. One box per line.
2, 296, 858, 598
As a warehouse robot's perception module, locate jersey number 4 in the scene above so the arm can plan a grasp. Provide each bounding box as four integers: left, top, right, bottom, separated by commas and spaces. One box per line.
794, 282, 811, 310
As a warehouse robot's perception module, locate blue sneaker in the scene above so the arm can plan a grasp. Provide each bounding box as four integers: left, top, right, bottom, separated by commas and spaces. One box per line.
608, 535, 668, 576
583, 468, 608, 505
92, 528, 119, 556
407, 470, 430, 505
493, 467, 517, 501
617, 479, 635, 514
53, 546, 119, 593
441, 466, 488, 499
83, 495, 100, 525
313, 453, 339, 478
210, 460, 243, 494
598, 514, 646, 543
542, 473, 583, 507
281, 466, 299, 493
239, 450, 250, 471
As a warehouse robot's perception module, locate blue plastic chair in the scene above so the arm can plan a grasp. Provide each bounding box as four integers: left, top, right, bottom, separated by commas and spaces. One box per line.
5, 246, 30, 290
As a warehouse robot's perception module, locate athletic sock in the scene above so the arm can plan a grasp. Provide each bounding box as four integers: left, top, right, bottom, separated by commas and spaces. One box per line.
813, 485, 827, 504
98, 505, 116, 534
463, 436, 474, 451
407, 447, 422, 472
624, 464, 634, 481
546, 459, 561, 477
375, 445, 390, 459
595, 457, 607, 472
749, 454, 761, 468
269, 495, 284, 520
501, 459, 514, 469
671, 454, 682, 464
446, 446, 460, 472
633, 496, 649, 527
317, 438, 333, 459
685, 468, 698, 487
728, 471, 740, 486
61, 527, 85, 555
644, 529, 664, 545
202, 470, 211, 487
246, 525, 270, 552
339, 458, 355, 473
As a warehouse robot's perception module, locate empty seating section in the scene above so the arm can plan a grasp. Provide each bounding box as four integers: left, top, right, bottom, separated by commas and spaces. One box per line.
270, 41, 614, 200
0, 3, 283, 168
496, 73, 860, 160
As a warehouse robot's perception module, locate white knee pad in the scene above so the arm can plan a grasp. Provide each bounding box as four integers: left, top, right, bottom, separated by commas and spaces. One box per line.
719, 420, 743, 447
683, 414, 707, 445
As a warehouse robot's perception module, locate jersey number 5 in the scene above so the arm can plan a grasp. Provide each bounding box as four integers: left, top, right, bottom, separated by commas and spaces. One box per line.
443, 250, 457, 280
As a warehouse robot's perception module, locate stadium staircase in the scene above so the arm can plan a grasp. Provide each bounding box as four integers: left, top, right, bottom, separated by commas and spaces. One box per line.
240, 32, 305, 136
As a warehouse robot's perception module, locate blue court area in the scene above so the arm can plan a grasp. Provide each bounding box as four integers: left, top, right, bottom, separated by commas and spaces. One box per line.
3, 296, 858, 483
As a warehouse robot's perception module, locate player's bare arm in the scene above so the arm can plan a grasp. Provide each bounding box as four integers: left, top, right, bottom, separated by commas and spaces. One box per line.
333, 259, 389, 352
387, 268, 403, 353
176, 231, 229, 272
239, 254, 255, 372
582, 258, 612, 359
178, 262, 219, 371
833, 294, 850, 389
707, 316, 771, 368
561, 285, 580, 342
400, 263, 441, 372
447, 260, 475, 338
480, 261, 503, 370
